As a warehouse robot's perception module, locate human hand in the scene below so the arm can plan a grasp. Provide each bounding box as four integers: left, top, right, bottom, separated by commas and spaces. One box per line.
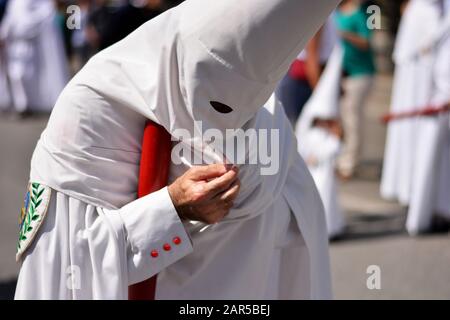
168, 164, 240, 224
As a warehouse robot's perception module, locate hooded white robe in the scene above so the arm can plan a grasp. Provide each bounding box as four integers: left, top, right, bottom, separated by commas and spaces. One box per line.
296, 45, 345, 239
380, 0, 446, 205
15, 0, 339, 299
0, 0, 68, 112
406, 1, 450, 235
0, 55, 11, 110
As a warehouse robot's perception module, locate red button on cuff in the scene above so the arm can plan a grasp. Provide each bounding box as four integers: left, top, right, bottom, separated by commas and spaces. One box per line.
173, 237, 181, 245
150, 250, 159, 258
163, 243, 171, 251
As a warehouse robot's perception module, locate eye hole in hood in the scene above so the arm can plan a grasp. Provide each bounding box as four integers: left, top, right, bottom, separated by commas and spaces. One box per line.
209, 101, 234, 114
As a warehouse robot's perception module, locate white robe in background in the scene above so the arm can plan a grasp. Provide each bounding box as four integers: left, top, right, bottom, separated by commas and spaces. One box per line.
296, 14, 338, 64
298, 129, 343, 238
15, 0, 339, 299
406, 1, 450, 235
0, 0, 68, 112
296, 46, 345, 238
380, 0, 446, 205
0, 54, 11, 110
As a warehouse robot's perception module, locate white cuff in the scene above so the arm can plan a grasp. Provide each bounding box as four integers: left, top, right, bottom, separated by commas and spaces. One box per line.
117, 187, 193, 285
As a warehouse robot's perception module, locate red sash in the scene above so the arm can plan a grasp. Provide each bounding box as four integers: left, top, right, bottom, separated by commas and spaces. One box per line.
381, 104, 449, 123
128, 121, 172, 300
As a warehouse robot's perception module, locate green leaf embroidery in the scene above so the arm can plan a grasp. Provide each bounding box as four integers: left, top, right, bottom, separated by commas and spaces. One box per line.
37, 188, 44, 198
17, 183, 47, 253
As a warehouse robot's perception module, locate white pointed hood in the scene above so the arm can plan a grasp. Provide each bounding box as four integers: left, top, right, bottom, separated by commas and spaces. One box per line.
77, 0, 338, 143
296, 44, 343, 138
393, 0, 450, 64
178, 0, 335, 135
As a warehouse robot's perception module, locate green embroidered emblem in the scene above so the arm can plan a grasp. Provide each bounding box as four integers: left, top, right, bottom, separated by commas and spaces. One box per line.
16, 182, 51, 261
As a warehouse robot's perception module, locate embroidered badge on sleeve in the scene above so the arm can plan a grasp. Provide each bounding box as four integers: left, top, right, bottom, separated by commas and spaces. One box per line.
16, 182, 51, 262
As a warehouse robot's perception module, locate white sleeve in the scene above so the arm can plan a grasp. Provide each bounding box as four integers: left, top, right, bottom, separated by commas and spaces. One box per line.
103, 187, 193, 285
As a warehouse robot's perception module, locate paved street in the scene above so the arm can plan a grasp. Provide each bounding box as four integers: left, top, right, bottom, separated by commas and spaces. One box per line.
0, 113, 49, 299
0, 74, 449, 299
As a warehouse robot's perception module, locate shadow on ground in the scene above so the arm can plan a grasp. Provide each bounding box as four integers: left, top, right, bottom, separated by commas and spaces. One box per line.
0, 279, 16, 300
333, 210, 408, 242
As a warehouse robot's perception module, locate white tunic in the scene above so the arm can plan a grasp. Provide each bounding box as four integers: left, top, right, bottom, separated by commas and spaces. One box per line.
380, 0, 446, 205
296, 14, 338, 63
406, 2, 450, 234
296, 45, 345, 238
0, 59, 11, 110
15, 0, 339, 299
298, 129, 344, 238
0, 0, 68, 112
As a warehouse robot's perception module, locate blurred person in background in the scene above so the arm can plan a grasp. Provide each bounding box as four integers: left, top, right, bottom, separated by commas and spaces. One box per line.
335, 0, 376, 179
0, 0, 10, 111
403, 0, 450, 235
71, 0, 93, 70
381, 0, 450, 235
85, 0, 115, 53
99, 0, 165, 49
0, 0, 7, 22
0, 0, 69, 115
54, 0, 74, 60
276, 14, 337, 127
381, 0, 431, 206
297, 46, 346, 239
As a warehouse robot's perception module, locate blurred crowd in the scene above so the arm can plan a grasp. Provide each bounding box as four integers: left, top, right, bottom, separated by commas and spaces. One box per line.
291, 0, 450, 239
0, 0, 181, 115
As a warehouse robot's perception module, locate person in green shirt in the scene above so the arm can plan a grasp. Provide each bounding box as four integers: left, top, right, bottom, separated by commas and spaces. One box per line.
335, 0, 376, 179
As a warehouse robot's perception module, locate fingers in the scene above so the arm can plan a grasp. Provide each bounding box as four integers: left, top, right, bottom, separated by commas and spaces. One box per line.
195, 204, 229, 224
188, 164, 230, 181
171, 164, 241, 225
190, 179, 240, 224
203, 167, 238, 196
216, 179, 240, 204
